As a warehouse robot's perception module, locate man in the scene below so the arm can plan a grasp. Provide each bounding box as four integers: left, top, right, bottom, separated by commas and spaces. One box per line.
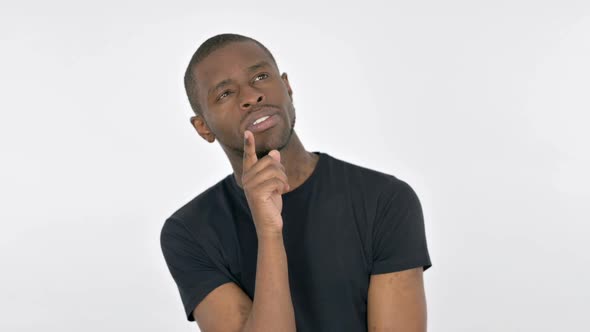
160, 33, 432, 332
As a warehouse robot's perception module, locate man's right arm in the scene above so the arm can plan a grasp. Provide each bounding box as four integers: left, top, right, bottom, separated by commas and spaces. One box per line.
193, 130, 296, 331
193, 231, 295, 332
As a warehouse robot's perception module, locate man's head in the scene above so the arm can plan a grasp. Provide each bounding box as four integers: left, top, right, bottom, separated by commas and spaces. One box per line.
185, 33, 296, 159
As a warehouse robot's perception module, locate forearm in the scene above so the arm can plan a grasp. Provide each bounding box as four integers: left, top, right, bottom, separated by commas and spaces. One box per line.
242, 229, 296, 332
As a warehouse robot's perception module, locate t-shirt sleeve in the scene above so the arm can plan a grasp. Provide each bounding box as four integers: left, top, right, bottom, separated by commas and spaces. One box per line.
160, 217, 234, 321
370, 180, 432, 275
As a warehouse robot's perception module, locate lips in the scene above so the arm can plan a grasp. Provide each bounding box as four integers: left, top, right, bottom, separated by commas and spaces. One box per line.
246, 114, 279, 133
243, 107, 280, 132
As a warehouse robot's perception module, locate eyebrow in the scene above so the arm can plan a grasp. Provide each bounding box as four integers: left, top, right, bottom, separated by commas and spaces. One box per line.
246, 60, 271, 73
208, 61, 272, 97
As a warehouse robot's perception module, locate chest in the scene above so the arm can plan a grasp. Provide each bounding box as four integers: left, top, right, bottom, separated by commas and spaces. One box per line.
232, 201, 371, 305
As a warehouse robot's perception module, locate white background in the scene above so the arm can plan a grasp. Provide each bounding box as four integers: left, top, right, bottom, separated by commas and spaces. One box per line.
1, 0, 589, 331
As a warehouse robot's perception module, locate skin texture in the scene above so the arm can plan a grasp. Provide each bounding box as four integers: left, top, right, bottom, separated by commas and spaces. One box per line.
187, 40, 428, 331
242, 131, 288, 236
368, 267, 427, 331
189, 41, 319, 190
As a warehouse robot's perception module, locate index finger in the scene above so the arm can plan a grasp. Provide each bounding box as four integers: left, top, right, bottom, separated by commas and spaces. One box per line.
243, 130, 258, 171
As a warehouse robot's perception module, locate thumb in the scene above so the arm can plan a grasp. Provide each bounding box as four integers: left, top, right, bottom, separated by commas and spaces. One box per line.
268, 150, 281, 163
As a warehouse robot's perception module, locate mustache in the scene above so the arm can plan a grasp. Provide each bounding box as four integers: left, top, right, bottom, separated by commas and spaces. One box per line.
248, 104, 281, 112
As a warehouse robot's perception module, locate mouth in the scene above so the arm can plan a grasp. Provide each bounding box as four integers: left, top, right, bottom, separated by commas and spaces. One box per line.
246, 114, 279, 133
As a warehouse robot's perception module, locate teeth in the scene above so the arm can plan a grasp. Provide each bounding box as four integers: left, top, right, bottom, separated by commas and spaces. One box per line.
253, 115, 270, 125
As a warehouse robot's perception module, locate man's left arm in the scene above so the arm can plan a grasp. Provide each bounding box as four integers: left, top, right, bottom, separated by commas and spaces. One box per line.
367, 267, 427, 332
367, 180, 431, 331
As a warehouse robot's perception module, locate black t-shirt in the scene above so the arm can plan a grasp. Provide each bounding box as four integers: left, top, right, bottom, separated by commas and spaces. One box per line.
160, 151, 432, 331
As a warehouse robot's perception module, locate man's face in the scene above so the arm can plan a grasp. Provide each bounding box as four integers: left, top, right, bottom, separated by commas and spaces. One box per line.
191, 41, 296, 159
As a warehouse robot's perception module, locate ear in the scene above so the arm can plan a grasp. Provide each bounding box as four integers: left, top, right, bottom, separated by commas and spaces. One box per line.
190, 115, 216, 143
281, 72, 293, 101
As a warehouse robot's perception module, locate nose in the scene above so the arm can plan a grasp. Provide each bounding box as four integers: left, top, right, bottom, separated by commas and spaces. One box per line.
240, 86, 265, 110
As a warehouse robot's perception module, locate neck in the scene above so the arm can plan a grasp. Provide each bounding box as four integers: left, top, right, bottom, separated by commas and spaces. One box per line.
228, 130, 319, 192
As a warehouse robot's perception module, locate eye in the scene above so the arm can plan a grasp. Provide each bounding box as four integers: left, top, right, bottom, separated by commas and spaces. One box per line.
217, 90, 232, 101
253, 73, 269, 82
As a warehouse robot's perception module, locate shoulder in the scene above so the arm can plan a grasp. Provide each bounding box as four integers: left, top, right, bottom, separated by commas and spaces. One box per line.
323, 153, 415, 200
161, 175, 234, 236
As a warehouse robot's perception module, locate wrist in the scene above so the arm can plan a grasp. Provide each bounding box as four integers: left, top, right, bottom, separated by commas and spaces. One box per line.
256, 228, 284, 240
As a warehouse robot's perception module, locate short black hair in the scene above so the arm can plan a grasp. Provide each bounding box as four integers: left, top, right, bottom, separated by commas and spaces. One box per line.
184, 33, 279, 116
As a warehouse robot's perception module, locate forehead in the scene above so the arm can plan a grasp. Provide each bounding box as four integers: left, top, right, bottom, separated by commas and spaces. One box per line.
194, 41, 274, 93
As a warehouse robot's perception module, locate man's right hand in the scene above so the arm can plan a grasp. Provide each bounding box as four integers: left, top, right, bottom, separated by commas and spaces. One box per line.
242, 130, 290, 237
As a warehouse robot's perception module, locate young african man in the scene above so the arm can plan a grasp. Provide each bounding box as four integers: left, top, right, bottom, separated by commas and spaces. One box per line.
160, 33, 432, 332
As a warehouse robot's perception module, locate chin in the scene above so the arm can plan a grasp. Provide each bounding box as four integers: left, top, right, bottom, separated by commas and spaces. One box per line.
255, 126, 294, 158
